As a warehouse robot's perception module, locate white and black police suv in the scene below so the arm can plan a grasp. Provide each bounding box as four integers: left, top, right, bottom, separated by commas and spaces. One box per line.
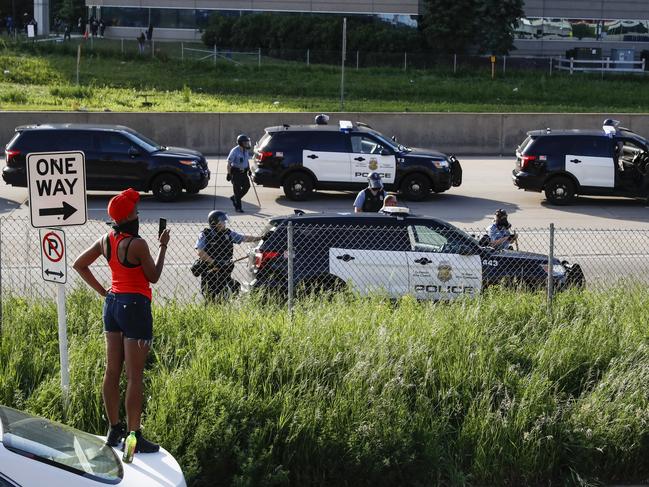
252, 120, 462, 201
244, 209, 584, 300
512, 119, 649, 205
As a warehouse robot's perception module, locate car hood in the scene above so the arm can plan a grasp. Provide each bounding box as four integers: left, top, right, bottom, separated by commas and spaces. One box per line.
491, 248, 562, 265
156, 146, 204, 158
402, 147, 447, 159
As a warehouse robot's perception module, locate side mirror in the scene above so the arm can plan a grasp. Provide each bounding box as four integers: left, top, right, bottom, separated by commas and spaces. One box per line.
128, 147, 140, 158
458, 245, 477, 256
391, 135, 397, 142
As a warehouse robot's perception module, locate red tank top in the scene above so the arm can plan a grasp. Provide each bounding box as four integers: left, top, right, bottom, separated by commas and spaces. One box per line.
106, 232, 152, 300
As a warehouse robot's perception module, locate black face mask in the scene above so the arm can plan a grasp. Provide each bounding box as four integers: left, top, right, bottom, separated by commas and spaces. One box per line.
112, 218, 139, 236
496, 217, 510, 229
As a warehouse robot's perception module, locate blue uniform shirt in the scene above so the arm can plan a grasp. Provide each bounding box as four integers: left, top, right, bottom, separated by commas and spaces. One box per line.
487, 223, 512, 250
195, 229, 245, 251
227, 146, 250, 171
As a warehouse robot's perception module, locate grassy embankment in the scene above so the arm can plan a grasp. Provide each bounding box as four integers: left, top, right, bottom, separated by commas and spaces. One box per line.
2, 287, 649, 486
1, 41, 649, 112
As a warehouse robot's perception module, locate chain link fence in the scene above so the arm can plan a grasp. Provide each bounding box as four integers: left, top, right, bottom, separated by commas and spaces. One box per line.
8, 35, 561, 74
1, 216, 648, 309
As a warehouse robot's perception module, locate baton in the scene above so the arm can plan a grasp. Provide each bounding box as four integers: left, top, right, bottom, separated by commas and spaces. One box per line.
249, 173, 261, 207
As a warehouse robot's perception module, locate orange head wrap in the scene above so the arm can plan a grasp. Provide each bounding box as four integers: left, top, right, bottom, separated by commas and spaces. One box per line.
107, 188, 140, 223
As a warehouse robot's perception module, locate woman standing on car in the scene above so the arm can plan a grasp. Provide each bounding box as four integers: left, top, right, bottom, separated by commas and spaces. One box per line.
73, 188, 170, 453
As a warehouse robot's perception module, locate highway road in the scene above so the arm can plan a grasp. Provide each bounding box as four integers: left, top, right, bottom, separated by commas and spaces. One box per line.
2, 157, 648, 228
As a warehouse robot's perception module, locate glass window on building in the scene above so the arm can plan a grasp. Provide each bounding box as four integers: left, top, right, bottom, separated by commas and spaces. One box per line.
102, 7, 148, 28
515, 17, 649, 43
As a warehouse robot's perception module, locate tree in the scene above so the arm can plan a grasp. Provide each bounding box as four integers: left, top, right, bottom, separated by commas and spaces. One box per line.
420, 0, 523, 55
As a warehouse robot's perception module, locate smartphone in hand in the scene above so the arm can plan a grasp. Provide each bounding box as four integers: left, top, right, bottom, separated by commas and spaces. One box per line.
158, 218, 167, 237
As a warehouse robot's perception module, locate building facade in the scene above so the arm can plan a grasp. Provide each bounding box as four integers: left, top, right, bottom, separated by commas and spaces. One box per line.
85, 0, 649, 58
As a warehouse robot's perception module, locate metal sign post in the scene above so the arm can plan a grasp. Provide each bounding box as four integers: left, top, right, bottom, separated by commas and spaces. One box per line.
340, 17, 347, 111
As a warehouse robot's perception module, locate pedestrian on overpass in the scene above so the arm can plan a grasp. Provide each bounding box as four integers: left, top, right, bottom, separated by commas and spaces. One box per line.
73, 188, 170, 454
353, 172, 386, 213
227, 134, 252, 213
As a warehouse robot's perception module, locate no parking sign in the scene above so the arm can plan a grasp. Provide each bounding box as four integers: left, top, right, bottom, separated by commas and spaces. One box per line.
40, 228, 67, 284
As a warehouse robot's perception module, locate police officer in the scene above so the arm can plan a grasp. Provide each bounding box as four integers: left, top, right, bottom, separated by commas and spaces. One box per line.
194, 211, 260, 301
227, 134, 252, 213
487, 209, 516, 250
353, 172, 386, 213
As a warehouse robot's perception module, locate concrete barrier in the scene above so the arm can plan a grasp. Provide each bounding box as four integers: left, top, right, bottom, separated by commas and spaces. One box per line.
2, 112, 649, 156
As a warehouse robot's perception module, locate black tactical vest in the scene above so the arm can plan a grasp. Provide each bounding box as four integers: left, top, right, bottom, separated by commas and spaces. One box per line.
202, 228, 234, 265
362, 188, 385, 213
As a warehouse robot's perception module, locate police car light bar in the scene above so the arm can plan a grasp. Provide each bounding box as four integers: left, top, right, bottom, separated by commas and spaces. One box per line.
381, 206, 410, 216
339, 120, 354, 132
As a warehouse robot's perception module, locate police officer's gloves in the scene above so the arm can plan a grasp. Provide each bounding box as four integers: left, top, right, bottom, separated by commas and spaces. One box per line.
226, 174, 232, 182
247, 169, 252, 177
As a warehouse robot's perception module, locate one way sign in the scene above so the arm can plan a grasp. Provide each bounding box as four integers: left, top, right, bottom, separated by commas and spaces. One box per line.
27, 151, 87, 228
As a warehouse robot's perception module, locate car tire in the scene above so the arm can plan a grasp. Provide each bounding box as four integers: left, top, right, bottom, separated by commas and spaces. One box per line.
400, 173, 430, 201
151, 173, 183, 202
283, 172, 314, 201
544, 176, 576, 205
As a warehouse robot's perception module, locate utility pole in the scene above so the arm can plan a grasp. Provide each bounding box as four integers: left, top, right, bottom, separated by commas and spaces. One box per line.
340, 17, 347, 111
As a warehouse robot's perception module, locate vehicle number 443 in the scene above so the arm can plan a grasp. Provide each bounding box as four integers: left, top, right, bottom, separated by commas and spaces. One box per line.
483, 259, 498, 267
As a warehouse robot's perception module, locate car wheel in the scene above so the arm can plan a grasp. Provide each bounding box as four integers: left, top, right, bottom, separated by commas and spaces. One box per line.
544, 176, 575, 205
400, 173, 431, 201
283, 172, 314, 201
151, 173, 183, 202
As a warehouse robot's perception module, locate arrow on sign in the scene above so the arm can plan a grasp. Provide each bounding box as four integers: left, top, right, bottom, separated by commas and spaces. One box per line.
39, 202, 77, 220
45, 269, 64, 278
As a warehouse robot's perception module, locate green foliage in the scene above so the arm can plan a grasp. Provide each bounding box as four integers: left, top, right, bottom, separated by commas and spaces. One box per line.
202, 13, 423, 53
0, 88, 27, 103
420, 0, 524, 54
49, 84, 93, 99
3, 287, 649, 485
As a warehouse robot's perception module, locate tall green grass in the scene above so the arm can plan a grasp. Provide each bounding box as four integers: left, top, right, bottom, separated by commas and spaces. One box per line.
2, 45, 649, 112
2, 287, 649, 486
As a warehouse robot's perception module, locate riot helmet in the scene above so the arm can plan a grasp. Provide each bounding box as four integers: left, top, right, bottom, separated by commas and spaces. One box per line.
208, 210, 229, 228
495, 209, 510, 229
368, 172, 383, 190
237, 134, 251, 149
315, 114, 330, 125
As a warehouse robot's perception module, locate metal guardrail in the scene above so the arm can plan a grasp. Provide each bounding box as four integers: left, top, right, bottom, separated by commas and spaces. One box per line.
555, 57, 646, 74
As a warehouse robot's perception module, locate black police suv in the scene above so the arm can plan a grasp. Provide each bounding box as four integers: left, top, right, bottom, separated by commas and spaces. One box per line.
243, 209, 584, 300
513, 119, 649, 205
252, 120, 462, 201
3, 124, 210, 202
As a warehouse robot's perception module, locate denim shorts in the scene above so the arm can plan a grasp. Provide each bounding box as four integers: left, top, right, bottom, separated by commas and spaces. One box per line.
103, 292, 153, 341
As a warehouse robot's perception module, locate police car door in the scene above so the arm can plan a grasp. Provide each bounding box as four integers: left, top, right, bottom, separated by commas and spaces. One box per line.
565, 136, 614, 188
329, 224, 409, 297
303, 131, 351, 183
406, 224, 482, 300
349, 135, 397, 184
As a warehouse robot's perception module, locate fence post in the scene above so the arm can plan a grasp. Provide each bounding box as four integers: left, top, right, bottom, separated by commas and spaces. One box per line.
547, 223, 555, 321
151, 39, 155, 59
570, 57, 574, 75
643, 58, 646, 71
287, 221, 294, 316
453, 53, 457, 74
258, 48, 261, 67
121, 37, 124, 54
502, 55, 506, 75
404, 51, 407, 71
306, 48, 309, 66
549, 57, 553, 76
356, 50, 359, 70
0, 218, 3, 339
213, 44, 216, 66
181, 41, 184, 61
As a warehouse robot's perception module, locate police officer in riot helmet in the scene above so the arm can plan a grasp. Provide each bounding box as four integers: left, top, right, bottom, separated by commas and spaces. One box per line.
315, 114, 329, 125
194, 210, 260, 301
227, 134, 252, 213
487, 209, 517, 250
353, 172, 387, 213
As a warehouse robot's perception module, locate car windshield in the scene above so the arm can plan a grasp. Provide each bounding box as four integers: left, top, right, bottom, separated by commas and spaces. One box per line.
124, 128, 163, 152
0, 406, 123, 484
370, 131, 410, 153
